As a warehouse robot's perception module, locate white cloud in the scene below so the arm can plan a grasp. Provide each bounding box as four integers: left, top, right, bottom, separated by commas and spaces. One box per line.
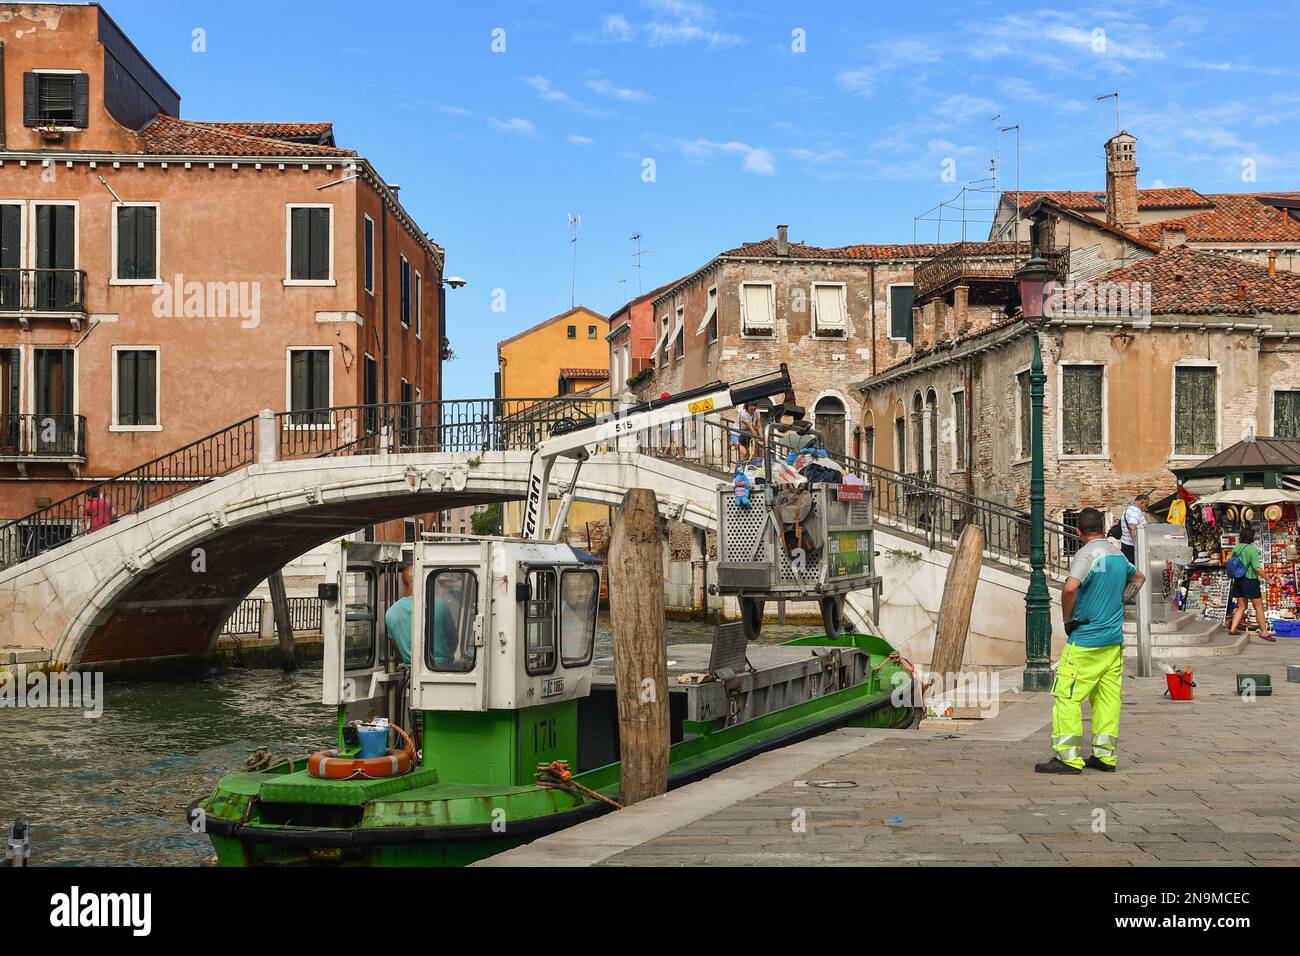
438, 105, 474, 117
567, 134, 595, 145
489, 117, 536, 135
586, 72, 654, 103
523, 75, 615, 118
934, 93, 999, 123
576, 0, 742, 47
681, 138, 775, 175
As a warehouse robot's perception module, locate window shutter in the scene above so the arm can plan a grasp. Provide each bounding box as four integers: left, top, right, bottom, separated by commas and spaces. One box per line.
136, 206, 157, 279
23, 73, 38, 126
890, 285, 914, 340
138, 351, 157, 425
53, 205, 74, 270
1276, 392, 1300, 439
72, 73, 89, 128
117, 352, 135, 425
116, 207, 136, 279
814, 285, 845, 332
290, 350, 308, 411
290, 208, 308, 279
310, 208, 329, 279
0, 205, 20, 269
310, 351, 329, 407
742, 284, 772, 331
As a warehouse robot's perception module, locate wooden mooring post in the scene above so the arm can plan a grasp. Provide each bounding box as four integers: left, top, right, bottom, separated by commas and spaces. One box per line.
607, 488, 670, 804
930, 524, 984, 695
267, 570, 297, 672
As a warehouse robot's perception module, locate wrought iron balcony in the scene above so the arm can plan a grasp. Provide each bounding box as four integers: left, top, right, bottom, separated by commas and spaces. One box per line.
0, 414, 88, 461
913, 244, 1068, 303
0, 268, 88, 314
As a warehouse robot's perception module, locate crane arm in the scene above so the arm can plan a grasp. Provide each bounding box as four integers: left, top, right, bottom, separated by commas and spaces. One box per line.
520, 364, 795, 540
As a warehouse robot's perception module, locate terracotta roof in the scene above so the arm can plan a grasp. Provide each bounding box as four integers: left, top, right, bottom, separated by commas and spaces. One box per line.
1136, 193, 1300, 245
138, 115, 355, 157
198, 121, 335, 141
610, 278, 684, 318
559, 368, 609, 380
1004, 188, 1212, 210
720, 238, 1020, 261
1023, 196, 1161, 251
1084, 248, 1300, 315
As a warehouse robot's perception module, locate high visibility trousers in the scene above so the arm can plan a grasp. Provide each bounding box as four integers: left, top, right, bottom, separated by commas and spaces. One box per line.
1050, 642, 1123, 769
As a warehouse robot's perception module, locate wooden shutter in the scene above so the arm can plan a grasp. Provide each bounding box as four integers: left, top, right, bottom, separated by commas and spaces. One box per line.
1276, 392, 1300, 439
310, 351, 329, 407
119, 206, 158, 279
890, 285, 914, 340
290, 208, 309, 279
290, 350, 309, 411
1061, 366, 1103, 455
0, 205, 20, 269
309, 208, 329, 279
117, 351, 136, 425
22, 72, 37, 126
1175, 367, 1217, 456
1018, 370, 1030, 456
137, 350, 157, 425
72, 73, 89, 128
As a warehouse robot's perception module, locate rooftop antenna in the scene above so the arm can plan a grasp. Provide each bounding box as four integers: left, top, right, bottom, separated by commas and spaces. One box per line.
1096, 92, 1120, 135
629, 233, 645, 295
999, 123, 1021, 248
568, 212, 581, 308
990, 114, 1002, 202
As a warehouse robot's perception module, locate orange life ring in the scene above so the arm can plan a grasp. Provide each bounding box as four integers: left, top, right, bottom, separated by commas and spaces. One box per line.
307, 721, 415, 780
308, 747, 412, 779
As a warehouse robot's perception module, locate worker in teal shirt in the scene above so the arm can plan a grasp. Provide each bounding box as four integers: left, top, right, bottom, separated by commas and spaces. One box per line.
385, 564, 416, 666
384, 564, 460, 668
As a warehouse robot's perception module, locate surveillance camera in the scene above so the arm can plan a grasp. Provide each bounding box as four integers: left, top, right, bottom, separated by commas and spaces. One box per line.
445, 276, 467, 289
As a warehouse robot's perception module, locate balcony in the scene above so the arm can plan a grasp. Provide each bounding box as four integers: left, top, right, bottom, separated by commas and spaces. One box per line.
0, 414, 87, 476
913, 244, 1068, 303
0, 269, 88, 329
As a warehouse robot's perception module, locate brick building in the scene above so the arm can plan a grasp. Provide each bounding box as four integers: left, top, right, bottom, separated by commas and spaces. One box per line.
607, 278, 677, 395
0, 3, 445, 549
629, 223, 1018, 457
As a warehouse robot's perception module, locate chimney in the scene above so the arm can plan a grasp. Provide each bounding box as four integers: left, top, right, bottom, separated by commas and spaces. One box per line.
1237, 280, 1248, 303
1104, 132, 1140, 234
388, 183, 401, 196
1269, 251, 1278, 277
776, 224, 789, 257
1160, 226, 1187, 249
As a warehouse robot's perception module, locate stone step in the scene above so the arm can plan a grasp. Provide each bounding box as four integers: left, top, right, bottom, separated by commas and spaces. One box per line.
1122, 628, 1248, 659
1122, 617, 1223, 647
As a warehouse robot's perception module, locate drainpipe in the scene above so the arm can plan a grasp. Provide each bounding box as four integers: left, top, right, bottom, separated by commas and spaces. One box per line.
381, 199, 389, 404
868, 262, 878, 377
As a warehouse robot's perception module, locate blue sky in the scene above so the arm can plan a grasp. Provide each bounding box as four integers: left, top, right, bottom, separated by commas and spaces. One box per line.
105, 0, 1300, 399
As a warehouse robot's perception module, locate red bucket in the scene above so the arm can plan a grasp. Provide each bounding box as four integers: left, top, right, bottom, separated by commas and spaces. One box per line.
1165, 669, 1195, 701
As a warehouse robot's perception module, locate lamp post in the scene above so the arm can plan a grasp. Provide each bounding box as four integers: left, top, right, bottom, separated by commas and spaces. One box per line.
1016, 252, 1056, 692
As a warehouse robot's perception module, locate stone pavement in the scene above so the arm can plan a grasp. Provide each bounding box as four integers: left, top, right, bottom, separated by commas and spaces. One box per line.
480, 639, 1300, 866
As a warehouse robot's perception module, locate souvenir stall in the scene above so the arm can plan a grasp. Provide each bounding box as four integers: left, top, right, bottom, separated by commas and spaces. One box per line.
1175, 488, 1300, 631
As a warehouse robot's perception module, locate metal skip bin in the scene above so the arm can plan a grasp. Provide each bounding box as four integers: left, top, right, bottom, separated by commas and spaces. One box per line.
715, 481, 881, 640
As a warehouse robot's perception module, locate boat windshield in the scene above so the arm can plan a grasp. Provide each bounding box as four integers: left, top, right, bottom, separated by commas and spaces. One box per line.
344, 570, 376, 670
560, 569, 598, 667
425, 569, 478, 672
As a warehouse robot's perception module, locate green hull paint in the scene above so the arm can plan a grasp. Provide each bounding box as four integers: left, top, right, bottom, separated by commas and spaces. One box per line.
194, 633, 915, 866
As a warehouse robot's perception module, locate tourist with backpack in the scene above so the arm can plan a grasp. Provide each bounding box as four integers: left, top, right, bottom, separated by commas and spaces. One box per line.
1227, 526, 1277, 642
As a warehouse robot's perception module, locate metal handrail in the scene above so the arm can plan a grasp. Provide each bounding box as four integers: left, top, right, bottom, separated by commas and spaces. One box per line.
0, 413, 87, 459
0, 268, 88, 313
0, 416, 258, 568
643, 415, 1080, 576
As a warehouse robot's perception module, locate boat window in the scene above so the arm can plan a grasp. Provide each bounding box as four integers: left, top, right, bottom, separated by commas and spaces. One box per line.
525, 568, 557, 675
344, 570, 376, 670
425, 569, 478, 673
560, 569, 599, 667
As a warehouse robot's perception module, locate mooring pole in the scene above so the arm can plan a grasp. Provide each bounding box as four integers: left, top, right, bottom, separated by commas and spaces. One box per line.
608, 489, 670, 804
267, 570, 298, 672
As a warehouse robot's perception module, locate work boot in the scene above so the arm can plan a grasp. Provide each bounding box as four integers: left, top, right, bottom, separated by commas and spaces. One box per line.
1085, 755, 1116, 773
1034, 757, 1082, 774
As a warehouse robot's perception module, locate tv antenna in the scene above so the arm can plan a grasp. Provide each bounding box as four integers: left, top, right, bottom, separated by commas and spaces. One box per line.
1096, 92, 1120, 135
568, 212, 581, 307
629, 233, 645, 294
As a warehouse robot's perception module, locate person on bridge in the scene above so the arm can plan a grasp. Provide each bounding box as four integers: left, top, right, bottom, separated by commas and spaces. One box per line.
84, 488, 114, 534
1036, 506, 1144, 775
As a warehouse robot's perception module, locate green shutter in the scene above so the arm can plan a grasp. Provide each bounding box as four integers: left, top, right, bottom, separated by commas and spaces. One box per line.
118, 351, 136, 425
1062, 366, 1104, 455
137, 351, 157, 425
309, 208, 329, 279
291, 350, 309, 412
1276, 392, 1300, 439
890, 285, 914, 340
310, 351, 330, 408
1175, 367, 1217, 457
0, 206, 20, 269
290, 208, 309, 279
117, 206, 136, 279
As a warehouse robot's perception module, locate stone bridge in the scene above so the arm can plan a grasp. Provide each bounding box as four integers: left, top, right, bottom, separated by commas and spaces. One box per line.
0, 449, 724, 668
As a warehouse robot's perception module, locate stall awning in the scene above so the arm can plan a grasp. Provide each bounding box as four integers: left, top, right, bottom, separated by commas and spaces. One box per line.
1193, 488, 1300, 507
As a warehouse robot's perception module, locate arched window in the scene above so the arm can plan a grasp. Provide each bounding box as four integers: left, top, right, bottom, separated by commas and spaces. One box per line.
912, 391, 926, 478
862, 409, 876, 465
814, 395, 846, 456
893, 400, 907, 473
925, 388, 939, 479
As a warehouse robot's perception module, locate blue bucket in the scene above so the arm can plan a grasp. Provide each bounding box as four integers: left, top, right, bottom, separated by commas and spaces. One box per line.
356, 724, 389, 759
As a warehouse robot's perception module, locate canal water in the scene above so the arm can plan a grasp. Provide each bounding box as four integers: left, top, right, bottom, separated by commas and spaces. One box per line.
0, 618, 814, 866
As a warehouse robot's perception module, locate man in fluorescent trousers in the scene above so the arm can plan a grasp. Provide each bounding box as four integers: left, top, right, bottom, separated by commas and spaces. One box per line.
1036, 506, 1144, 774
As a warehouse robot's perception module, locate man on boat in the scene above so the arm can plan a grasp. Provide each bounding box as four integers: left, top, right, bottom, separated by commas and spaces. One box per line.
385, 563, 416, 666
1036, 506, 1144, 775
384, 562, 460, 668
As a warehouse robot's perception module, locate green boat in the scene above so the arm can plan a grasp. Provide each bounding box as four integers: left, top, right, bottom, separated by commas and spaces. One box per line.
191, 522, 916, 867
190, 370, 918, 866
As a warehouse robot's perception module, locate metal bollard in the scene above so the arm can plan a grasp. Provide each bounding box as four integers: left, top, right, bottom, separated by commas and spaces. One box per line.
4, 819, 30, 867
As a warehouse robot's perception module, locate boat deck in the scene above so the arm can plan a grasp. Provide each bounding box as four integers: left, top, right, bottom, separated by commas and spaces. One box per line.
592, 642, 833, 687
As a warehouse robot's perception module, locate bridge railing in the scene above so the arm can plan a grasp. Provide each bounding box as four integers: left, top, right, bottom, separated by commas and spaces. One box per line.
642, 415, 1080, 577
0, 416, 259, 570
277, 398, 619, 459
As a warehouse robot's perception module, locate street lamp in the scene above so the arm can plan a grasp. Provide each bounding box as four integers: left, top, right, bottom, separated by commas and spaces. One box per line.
1016, 251, 1056, 692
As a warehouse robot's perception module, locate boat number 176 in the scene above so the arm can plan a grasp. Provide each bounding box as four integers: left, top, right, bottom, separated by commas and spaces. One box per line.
532, 718, 557, 753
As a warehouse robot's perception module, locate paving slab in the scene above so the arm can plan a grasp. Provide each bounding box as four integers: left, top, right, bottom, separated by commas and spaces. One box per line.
477, 641, 1300, 867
